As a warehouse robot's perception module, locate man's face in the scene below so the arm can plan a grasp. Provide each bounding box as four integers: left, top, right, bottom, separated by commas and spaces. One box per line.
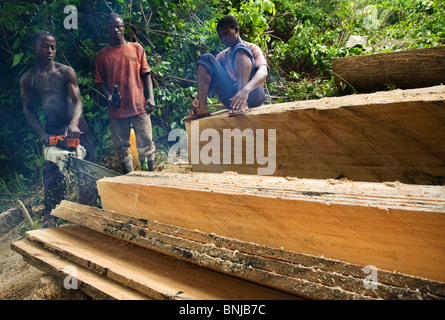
107, 17, 125, 41
34, 36, 56, 63
217, 26, 239, 48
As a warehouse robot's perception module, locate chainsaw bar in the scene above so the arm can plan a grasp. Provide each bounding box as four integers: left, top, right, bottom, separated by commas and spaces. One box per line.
68, 156, 121, 180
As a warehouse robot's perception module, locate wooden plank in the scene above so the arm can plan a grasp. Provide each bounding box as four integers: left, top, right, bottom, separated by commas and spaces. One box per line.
24, 225, 300, 300
185, 85, 445, 184
52, 200, 445, 300
97, 171, 445, 283
332, 46, 445, 93
11, 239, 151, 300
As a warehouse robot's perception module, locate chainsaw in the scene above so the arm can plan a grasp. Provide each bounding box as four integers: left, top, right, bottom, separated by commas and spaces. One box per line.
44, 135, 120, 180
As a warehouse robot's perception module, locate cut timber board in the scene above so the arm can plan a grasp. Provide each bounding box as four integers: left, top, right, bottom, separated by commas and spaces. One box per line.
52, 200, 445, 300
97, 171, 445, 283
11, 239, 151, 300
332, 46, 445, 93
21, 225, 298, 300
185, 85, 445, 185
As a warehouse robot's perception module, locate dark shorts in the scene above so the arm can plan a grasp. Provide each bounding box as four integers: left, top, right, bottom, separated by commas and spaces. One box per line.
197, 43, 265, 109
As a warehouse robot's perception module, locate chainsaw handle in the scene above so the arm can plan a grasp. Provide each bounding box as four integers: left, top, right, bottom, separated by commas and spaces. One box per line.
49, 135, 81, 149
49, 135, 64, 146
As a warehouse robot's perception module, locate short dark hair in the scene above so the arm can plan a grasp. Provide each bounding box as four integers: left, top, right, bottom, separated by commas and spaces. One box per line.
216, 15, 239, 31
31, 30, 55, 47
107, 13, 124, 25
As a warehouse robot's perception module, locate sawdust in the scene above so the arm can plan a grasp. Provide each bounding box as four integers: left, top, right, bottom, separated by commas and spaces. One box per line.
0, 162, 191, 300
0, 225, 42, 300
0, 208, 88, 300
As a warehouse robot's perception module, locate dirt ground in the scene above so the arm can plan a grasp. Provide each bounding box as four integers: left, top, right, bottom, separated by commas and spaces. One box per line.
0, 162, 190, 300
0, 207, 89, 300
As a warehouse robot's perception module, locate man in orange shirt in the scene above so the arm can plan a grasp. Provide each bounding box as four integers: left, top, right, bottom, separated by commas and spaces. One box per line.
95, 13, 156, 172
183, 15, 268, 121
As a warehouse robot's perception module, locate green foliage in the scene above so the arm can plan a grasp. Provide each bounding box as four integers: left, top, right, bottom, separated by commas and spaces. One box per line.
0, 0, 443, 209
230, 0, 276, 50
268, 0, 444, 99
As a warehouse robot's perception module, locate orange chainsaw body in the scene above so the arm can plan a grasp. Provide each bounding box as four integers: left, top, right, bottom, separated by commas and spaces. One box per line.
49, 135, 80, 150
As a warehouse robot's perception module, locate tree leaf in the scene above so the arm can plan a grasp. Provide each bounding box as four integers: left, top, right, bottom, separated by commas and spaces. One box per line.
12, 53, 23, 67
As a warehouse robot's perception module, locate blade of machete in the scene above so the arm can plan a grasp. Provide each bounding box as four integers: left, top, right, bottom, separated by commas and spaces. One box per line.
68, 156, 121, 180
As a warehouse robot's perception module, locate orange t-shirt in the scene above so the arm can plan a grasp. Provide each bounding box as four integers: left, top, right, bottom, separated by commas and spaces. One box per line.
94, 42, 150, 119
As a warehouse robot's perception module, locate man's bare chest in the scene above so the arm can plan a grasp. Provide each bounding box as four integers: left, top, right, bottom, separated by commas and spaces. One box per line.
33, 70, 67, 96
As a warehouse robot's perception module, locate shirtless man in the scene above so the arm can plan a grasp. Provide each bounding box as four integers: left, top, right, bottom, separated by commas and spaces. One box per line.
20, 30, 97, 226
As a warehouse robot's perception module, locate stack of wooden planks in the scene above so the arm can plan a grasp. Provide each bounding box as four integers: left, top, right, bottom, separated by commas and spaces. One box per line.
14, 183, 445, 299
12, 168, 445, 299
13, 223, 297, 300
94, 171, 444, 280
55, 179, 445, 300
11, 47, 445, 300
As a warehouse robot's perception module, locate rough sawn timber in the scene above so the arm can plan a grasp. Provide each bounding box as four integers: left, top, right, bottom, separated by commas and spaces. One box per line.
11, 239, 151, 300
332, 46, 445, 92
185, 85, 445, 185
18, 225, 298, 300
96, 171, 445, 283
52, 200, 445, 300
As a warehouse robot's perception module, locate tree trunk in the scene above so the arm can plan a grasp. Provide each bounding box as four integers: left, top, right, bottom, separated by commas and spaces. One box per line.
332, 46, 445, 93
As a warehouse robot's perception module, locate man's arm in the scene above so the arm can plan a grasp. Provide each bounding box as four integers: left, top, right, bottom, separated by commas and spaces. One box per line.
229, 46, 268, 111
63, 66, 83, 139
142, 72, 155, 113
96, 82, 121, 108
97, 83, 111, 101
94, 52, 119, 108
20, 72, 50, 145
230, 64, 268, 111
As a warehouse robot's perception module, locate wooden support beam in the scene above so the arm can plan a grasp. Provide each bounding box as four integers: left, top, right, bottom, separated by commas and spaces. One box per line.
20, 225, 298, 300
332, 46, 445, 93
96, 172, 445, 283
11, 239, 151, 300
185, 85, 445, 184
52, 200, 445, 300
